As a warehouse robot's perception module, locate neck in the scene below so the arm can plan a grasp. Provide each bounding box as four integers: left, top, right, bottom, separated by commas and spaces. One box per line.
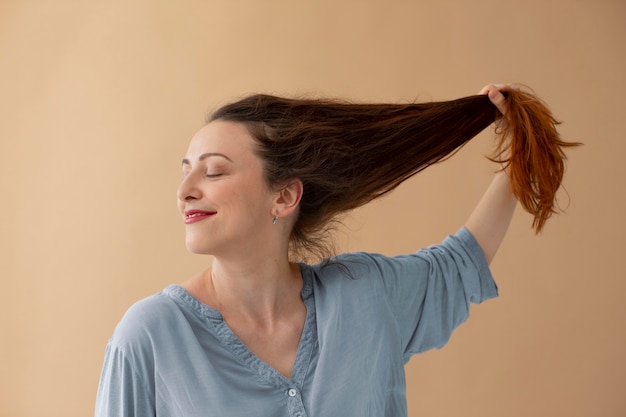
207, 253, 302, 323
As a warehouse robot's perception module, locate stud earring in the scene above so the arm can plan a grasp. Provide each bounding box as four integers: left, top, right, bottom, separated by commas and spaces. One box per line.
272, 213, 279, 224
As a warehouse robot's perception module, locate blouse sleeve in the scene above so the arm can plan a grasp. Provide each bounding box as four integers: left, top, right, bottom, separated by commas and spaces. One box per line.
359, 227, 498, 360
94, 341, 156, 417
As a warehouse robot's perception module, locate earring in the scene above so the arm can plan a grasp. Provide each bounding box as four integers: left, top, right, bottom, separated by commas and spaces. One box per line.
272, 212, 279, 224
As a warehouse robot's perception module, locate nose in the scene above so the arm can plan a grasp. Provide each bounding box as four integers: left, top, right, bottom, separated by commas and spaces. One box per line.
177, 171, 201, 202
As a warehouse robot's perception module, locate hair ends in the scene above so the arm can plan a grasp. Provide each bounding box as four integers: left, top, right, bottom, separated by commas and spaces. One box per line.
490, 87, 581, 233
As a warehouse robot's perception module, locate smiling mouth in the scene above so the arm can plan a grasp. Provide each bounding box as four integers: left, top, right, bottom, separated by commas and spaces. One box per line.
184, 210, 216, 224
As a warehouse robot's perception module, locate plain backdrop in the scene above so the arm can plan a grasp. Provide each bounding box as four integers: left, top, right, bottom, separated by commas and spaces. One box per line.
1, 1, 625, 416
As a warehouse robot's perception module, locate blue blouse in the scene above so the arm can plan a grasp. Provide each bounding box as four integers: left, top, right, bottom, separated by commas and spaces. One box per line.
95, 227, 497, 417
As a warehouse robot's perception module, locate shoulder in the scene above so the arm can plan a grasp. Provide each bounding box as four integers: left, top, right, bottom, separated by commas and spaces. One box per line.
307, 227, 487, 284
312, 249, 429, 279
109, 287, 186, 351
306, 251, 408, 294
312, 251, 387, 279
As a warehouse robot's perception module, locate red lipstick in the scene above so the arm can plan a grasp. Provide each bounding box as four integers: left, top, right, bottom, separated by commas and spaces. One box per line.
184, 210, 216, 224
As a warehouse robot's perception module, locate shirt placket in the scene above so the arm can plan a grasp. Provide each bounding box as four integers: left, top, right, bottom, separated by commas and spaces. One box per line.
286, 387, 307, 417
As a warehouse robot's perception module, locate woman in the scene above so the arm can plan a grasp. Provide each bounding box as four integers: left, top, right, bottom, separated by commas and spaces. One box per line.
95, 85, 576, 416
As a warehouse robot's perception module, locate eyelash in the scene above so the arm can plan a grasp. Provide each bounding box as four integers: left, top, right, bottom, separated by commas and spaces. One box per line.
180, 169, 224, 179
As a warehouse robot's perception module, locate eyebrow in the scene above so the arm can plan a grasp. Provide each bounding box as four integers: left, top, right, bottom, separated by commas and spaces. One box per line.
181, 152, 233, 165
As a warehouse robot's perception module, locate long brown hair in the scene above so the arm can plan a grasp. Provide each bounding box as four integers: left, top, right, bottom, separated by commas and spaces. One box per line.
210, 87, 579, 260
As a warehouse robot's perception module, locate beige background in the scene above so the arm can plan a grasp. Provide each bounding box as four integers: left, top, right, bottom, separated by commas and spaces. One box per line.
1, 1, 624, 416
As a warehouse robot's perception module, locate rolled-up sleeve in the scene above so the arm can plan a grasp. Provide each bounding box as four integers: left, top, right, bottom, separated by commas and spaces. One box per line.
362, 227, 498, 360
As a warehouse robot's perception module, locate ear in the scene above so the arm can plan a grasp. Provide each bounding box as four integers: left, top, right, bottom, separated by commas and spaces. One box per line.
273, 178, 303, 218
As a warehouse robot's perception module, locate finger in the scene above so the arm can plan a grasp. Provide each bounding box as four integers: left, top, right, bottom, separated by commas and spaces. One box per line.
478, 83, 507, 95
479, 84, 509, 116
488, 88, 508, 116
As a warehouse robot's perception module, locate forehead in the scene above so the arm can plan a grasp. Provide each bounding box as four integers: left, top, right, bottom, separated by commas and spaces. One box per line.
185, 120, 258, 161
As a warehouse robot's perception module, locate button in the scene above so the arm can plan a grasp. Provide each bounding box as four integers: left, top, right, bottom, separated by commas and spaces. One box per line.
288, 388, 297, 397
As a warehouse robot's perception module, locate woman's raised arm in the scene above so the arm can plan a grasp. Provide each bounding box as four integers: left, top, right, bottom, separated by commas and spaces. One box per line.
464, 170, 517, 264
464, 85, 517, 264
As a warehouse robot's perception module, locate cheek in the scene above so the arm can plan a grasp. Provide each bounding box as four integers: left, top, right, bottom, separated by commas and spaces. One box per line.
228, 178, 272, 207
241, 184, 275, 213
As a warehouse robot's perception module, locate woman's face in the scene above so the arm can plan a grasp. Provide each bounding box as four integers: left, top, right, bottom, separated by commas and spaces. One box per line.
177, 120, 277, 256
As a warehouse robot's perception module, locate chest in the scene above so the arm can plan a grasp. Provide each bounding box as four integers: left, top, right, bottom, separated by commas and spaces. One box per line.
152, 283, 407, 416
224, 307, 306, 380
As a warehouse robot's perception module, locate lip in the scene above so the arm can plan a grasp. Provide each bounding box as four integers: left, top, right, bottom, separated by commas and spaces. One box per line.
184, 209, 216, 224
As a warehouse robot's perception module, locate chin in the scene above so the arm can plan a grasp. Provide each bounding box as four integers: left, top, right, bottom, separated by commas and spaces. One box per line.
185, 239, 215, 255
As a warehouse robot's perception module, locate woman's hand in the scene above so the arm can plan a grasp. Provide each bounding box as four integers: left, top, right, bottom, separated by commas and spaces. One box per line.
479, 83, 511, 117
